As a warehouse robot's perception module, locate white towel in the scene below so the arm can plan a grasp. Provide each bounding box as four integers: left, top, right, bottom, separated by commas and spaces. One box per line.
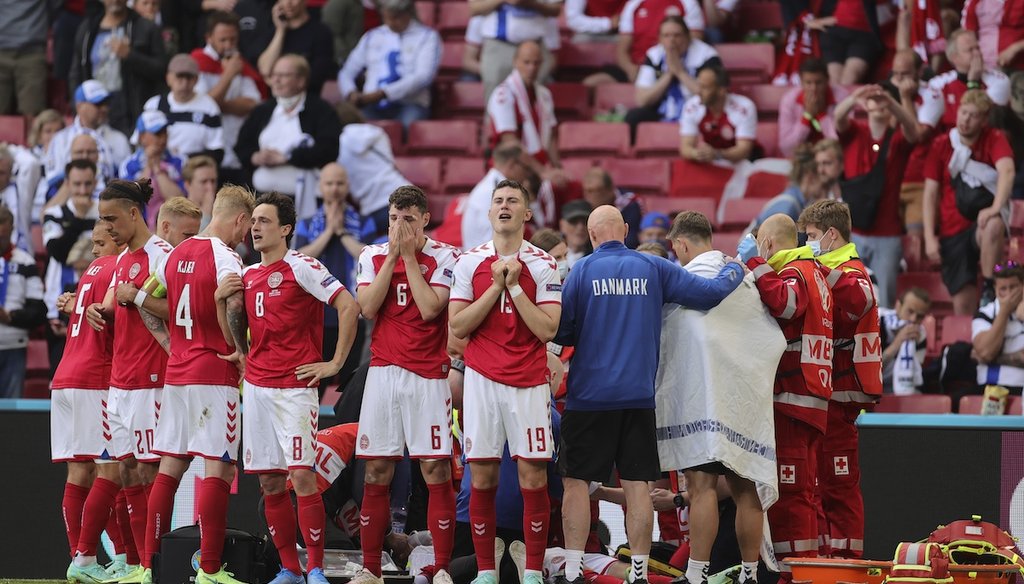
948, 128, 998, 193
506, 69, 556, 156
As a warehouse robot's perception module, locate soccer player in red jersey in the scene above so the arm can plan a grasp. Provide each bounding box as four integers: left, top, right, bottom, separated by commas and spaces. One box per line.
139, 186, 257, 584
68, 179, 174, 584
350, 186, 461, 584
51, 225, 125, 564
448, 179, 563, 584
216, 192, 358, 584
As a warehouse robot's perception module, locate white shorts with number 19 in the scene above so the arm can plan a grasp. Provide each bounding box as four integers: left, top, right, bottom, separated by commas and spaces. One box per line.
356, 365, 453, 459
242, 382, 319, 473
462, 367, 553, 462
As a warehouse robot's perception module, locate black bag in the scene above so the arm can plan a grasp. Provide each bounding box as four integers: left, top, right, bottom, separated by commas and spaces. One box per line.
840, 129, 893, 231
952, 175, 995, 221
156, 524, 264, 584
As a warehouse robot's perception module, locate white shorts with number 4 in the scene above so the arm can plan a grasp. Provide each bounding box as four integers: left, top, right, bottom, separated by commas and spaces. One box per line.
242, 382, 319, 473
357, 365, 453, 459
153, 385, 240, 462
51, 388, 110, 462
462, 367, 552, 462
106, 387, 163, 463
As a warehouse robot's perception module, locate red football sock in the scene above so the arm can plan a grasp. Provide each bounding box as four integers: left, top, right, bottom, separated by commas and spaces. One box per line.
360, 483, 391, 577
469, 486, 498, 571
669, 541, 691, 569
263, 491, 300, 575
297, 494, 326, 571
76, 477, 120, 556
62, 482, 90, 558
143, 473, 179, 569
199, 477, 231, 574
427, 482, 456, 570
521, 486, 549, 572
106, 507, 124, 555
116, 490, 140, 565
123, 484, 149, 563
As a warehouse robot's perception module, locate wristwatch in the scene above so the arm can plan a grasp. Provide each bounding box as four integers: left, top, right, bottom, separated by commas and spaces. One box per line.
674, 493, 686, 509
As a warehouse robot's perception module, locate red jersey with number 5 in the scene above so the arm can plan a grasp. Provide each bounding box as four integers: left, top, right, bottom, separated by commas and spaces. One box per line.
356, 237, 460, 379
450, 240, 561, 388
52, 255, 118, 390
243, 250, 348, 388
156, 236, 243, 386
109, 235, 173, 390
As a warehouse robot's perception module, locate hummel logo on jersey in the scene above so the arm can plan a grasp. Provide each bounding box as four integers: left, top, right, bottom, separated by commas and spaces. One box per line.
530, 520, 543, 533
360, 515, 371, 527
473, 522, 486, 536
309, 527, 322, 542
269, 526, 276, 536
437, 519, 451, 530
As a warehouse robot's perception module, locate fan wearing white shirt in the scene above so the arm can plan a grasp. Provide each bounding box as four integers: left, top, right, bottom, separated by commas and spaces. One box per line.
143, 54, 225, 164
471, 0, 562, 99
338, 0, 441, 130
679, 65, 758, 165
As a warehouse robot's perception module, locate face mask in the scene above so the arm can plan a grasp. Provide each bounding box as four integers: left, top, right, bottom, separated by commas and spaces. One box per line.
557, 259, 569, 281
807, 239, 821, 256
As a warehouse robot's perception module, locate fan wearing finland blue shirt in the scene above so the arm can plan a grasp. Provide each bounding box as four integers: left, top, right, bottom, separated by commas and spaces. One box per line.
553, 205, 744, 584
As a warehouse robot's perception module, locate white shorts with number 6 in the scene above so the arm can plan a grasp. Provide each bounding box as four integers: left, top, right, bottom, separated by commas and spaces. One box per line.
242, 382, 319, 473
106, 387, 163, 463
357, 365, 453, 459
462, 367, 552, 462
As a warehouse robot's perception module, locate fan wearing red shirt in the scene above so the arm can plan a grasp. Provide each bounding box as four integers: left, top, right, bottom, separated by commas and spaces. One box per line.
679, 65, 758, 165
833, 82, 920, 309
51, 226, 125, 561
350, 186, 461, 584
923, 90, 1015, 315
216, 192, 359, 584
449, 179, 562, 584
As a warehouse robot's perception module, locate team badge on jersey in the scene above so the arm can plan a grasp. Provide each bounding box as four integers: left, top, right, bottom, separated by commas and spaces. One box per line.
268, 272, 283, 288
419, 264, 428, 274
129, 263, 141, 279
192, 112, 204, 124
360, 434, 369, 449
721, 126, 734, 141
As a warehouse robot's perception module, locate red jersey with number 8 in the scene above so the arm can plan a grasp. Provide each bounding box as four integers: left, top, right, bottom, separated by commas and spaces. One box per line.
356, 237, 460, 379
156, 236, 243, 386
52, 255, 118, 390
243, 250, 347, 388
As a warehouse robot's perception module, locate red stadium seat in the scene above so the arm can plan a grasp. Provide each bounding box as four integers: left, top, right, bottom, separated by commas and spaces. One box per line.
1010, 200, 1024, 235
720, 198, 764, 231
634, 122, 681, 158
669, 159, 733, 199
716, 43, 775, 85
394, 157, 443, 192
557, 121, 630, 158
445, 82, 486, 119
714, 230, 746, 255
22, 378, 50, 399
561, 158, 596, 182
443, 157, 487, 194
558, 43, 617, 81
756, 121, 781, 157
416, 1, 437, 26
734, 1, 785, 35
439, 41, 465, 80
604, 158, 671, 196
644, 197, 717, 220
26, 339, 49, 376
898, 272, 953, 316
594, 83, 637, 113
875, 394, 952, 414
0, 116, 25, 146
940, 314, 973, 347
956, 395, 1021, 414
407, 120, 480, 156
549, 82, 591, 120
437, 2, 470, 39
743, 171, 788, 198
367, 119, 404, 154
740, 84, 790, 118
427, 193, 457, 227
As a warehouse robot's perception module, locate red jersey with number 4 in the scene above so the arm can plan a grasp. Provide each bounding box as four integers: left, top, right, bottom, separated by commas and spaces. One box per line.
156, 236, 243, 386
52, 255, 118, 390
451, 240, 561, 388
243, 250, 348, 388
109, 235, 174, 389
357, 238, 460, 379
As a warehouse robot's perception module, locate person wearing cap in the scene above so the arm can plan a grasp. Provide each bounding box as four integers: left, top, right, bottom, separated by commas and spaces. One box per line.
46, 81, 128, 184
142, 54, 225, 164
638, 211, 671, 257
560, 200, 593, 267
119, 111, 185, 230
461, 143, 533, 250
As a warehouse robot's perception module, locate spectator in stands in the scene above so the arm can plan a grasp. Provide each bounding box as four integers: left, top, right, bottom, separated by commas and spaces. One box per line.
322, 0, 366, 65
462, 142, 532, 249
143, 54, 225, 163
462, 16, 485, 81
0, 149, 22, 249
0, 204, 46, 397
834, 83, 921, 308
997, 5, 1024, 71
40, 134, 107, 214
815, 139, 844, 200
752, 145, 827, 230
192, 10, 267, 185
626, 16, 720, 142
29, 110, 65, 161
70, 0, 167, 135
879, 287, 931, 394
638, 210, 671, 252
237, 54, 342, 220
701, 0, 739, 43
236, 0, 275, 65
636, 241, 669, 257
924, 90, 1014, 315
960, 0, 1003, 69
531, 228, 569, 278
560, 199, 593, 266
816, 0, 883, 85
1008, 72, 1024, 199
565, 0, 627, 41
0, 0, 49, 118
895, 0, 946, 73
680, 65, 759, 165
972, 262, 1024, 393
471, 0, 561, 99
182, 155, 218, 228
120, 110, 186, 228
256, 0, 335, 98
581, 167, 642, 248
928, 29, 1010, 132
778, 58, 850, 158
46, 81, 125, 184
608, 0, 705, 84
337, 0, 442, 130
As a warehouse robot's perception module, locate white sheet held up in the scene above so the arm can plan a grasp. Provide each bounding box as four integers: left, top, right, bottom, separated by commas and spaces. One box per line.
655, 251, 785, 511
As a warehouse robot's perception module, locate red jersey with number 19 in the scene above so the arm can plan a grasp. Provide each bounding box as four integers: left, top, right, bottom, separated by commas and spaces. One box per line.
52, 255, 118, 390
243, 250, 347, 388
451, 240, 561, 388
156, 236, 243, 386
357, 237, 460, 379
109, 235, 174, 390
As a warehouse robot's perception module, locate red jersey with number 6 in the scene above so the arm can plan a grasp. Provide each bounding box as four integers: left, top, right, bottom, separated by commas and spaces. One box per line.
450, 240, 561, 388
243, 250, 348, 388
52, 255, 118, 390
356, 237, 460, 379
156, 236, 243, 386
